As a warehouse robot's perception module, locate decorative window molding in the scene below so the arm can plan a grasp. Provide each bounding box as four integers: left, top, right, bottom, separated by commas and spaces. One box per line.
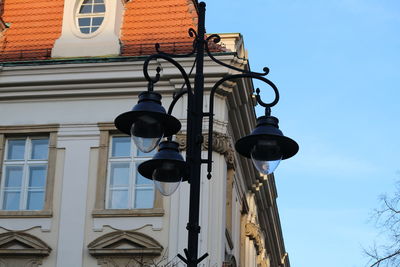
0, 125, 58, 218
88, 230, 163, 266
52, 0, 125, 57
88, 230, 163, 256
92, 123, 164, 218
0, 231, 51, 256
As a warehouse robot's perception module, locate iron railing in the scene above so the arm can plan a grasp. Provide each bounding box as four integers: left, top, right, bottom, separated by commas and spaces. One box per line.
0, 48, 52, 62
0, 41, 225, 63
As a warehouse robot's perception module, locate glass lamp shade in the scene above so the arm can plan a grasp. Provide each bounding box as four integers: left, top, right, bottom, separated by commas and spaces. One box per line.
114, 91, 181, 152
138, 141, 187, 196
235, 115, 299, 173
250, 143, 281, 174
152, 162, 183, 196
130, 117, 163, 153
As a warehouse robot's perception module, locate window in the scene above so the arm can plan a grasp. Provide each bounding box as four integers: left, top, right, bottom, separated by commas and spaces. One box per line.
0, 137, 49, 211
76, 0, 105, 34
0, 125, 58, 218
106, 136, 155, 210
93, 123, 163, 217
92, 122, 164, 220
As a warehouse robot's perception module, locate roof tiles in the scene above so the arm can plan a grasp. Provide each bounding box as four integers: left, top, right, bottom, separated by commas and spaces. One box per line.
120, 0, 198, 54
0, 0, 64, 52
0, 0, 200, 59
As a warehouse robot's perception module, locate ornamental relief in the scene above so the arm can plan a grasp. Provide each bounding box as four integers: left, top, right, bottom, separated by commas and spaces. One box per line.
0, 231, 51, 266
88, 230, 164, 266
244, 222, 264, 255
175, 132, 235, 169
244, 222, 271, 267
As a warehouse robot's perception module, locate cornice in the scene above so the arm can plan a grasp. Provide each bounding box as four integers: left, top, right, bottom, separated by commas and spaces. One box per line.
0, 55, 239, 101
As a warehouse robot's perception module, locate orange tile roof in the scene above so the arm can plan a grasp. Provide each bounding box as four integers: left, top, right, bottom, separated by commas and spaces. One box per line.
121, 0, 198, 55
0, 0, 220, 61
0, 0, 64, 52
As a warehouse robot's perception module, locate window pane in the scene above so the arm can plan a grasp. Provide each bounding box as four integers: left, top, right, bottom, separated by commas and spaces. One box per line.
137, 149, 156, 158
4, 166, 23, 187
91, 27, 99, 33
78, 17, 91, 27
27, 191, 44, 210
80, 27, 91, 34
135, 170, 152, 185
94, 0, 104, 3
29, 166, 47, 187
93, 4, 105, 13
79, 4, 92, 14
109, 190, 128, 209
111, 137, 130, 157
31, 139, 49, 159
92, 17, 104, 26
7, 140, 25, 160
3, 192, 20, 210
83, 0, 93, 3
134, 189, 154, 209
110, 163, 129, 186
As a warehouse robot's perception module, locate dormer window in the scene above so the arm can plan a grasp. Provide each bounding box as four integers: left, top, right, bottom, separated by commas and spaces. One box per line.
52, 0, 124, 57
77, 0, 105, 34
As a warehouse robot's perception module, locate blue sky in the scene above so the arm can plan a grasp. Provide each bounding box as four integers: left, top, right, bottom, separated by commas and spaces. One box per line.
207, 1, 400, 266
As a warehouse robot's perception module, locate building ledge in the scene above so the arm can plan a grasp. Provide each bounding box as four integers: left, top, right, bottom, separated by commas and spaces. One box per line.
92, 208, 164, 218
0, 210, 52, 218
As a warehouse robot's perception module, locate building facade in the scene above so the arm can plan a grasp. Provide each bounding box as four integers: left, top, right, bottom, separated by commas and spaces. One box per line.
0, 0, 290, 266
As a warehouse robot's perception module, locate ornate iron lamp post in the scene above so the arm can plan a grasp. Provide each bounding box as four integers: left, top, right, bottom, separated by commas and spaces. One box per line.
114, 1, 298, 266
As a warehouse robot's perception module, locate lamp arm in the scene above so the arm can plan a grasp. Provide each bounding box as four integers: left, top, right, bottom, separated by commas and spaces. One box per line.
206, 73, 280, 178
143, 53, 194, 98
205, 34, 270, 76
167, 89, 189, 115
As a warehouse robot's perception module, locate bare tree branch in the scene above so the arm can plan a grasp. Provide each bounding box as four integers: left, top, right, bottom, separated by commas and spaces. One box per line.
366, 180, 400, 267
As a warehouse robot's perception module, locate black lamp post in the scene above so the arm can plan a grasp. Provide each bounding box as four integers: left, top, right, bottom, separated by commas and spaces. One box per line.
114, 2, 298, 266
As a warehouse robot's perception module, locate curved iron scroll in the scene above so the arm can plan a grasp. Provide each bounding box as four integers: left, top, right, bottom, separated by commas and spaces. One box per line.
205, 34, 270, 76
206, 73, 280, 178
142, 29, 281, 179
143, 53, 194, 98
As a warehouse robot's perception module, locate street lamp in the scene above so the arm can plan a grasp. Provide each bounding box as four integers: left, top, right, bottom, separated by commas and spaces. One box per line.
114, 1, 298, 266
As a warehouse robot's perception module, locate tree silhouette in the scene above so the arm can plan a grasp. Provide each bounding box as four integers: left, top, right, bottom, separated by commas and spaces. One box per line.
366, 181, 400, 267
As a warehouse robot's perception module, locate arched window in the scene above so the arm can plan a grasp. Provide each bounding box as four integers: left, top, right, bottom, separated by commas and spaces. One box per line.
76, 0, 105, 34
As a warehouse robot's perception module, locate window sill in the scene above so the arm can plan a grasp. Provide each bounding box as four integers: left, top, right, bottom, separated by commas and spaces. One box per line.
92, 208, 164, 218
0, 210, 52, 218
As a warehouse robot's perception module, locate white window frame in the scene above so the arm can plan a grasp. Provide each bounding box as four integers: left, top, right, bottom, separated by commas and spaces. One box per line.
0, 137, 49, 211
105, 135, 155, 210
76, 0, 106, 35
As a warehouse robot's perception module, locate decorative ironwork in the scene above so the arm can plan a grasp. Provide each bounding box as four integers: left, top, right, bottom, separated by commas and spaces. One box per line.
141, 17, 281, 181
115, 1, 297, 266
134, 2, 283, 265
0, 41, 223, 63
